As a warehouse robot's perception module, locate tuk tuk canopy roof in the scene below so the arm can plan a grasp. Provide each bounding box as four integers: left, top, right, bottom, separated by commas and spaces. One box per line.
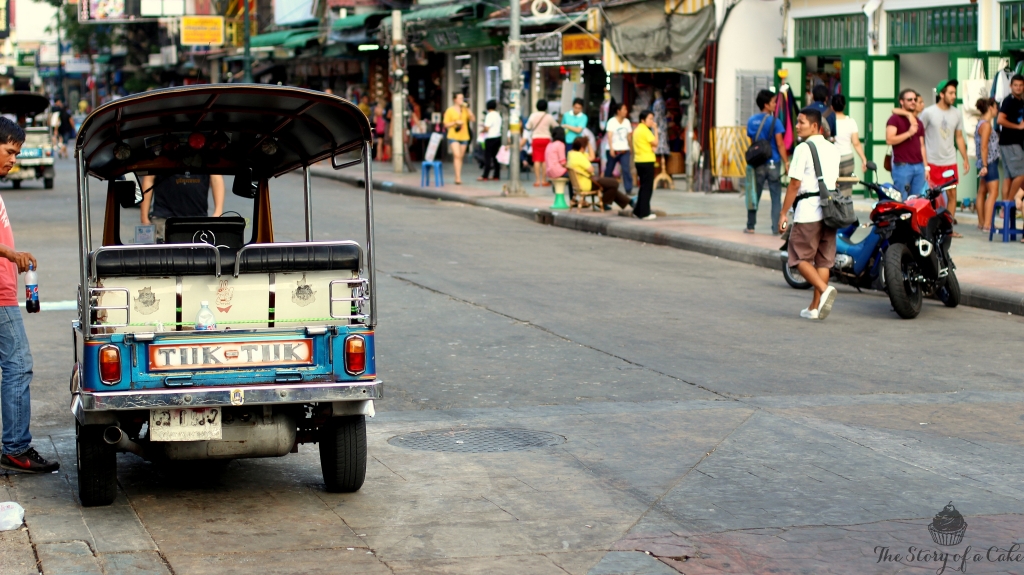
0, 92, 50, 118
76, 85, 372, 180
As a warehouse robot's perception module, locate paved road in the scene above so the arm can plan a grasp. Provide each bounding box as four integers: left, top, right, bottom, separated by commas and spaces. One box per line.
0, 159, 1021, 574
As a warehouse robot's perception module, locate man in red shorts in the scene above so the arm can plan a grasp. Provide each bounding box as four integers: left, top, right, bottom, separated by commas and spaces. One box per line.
778, 108, 840, 321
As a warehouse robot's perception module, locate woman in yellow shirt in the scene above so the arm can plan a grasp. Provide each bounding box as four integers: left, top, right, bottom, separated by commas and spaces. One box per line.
567, 136, 594, 197
443, 92, 476, 185
632, 110, 658, 220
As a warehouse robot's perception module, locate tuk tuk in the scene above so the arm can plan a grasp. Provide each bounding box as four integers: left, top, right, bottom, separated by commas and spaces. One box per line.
0, 92, 56, 189
70, 85, 380, 506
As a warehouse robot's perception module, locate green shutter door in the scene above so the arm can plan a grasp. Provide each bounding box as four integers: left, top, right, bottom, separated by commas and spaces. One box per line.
841, 55, 868, 195
774, 57, 804, 101
866, 56, 899, 185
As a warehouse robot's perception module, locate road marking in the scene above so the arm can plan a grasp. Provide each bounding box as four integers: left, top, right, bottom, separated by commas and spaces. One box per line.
19, 300, 77, 312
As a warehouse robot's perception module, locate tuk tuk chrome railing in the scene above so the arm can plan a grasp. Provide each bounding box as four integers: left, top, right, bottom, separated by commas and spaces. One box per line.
75, 139, 379, 338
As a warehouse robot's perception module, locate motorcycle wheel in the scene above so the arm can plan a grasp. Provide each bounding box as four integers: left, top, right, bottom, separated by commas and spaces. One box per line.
884, 243, 923, 319
782, 260, 811, 289
937, 269, 961, 308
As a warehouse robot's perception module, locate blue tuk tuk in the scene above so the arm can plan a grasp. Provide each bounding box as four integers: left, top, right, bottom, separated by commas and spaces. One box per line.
70, 85, 380, 506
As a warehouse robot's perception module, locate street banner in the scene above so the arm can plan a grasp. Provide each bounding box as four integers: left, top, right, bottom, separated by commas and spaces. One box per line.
181, 15, 225, 46
520, 33, 561, 62
562, 33, 600, 56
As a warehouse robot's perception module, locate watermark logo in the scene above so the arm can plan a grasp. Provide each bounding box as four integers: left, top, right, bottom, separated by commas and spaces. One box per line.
929, 502, 968, 546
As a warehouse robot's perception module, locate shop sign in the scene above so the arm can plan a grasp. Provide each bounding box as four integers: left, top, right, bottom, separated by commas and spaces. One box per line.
425, 26, 502, 51
520, 32, 562, 61
562, 33, 600, 56
181, 16, 225, 46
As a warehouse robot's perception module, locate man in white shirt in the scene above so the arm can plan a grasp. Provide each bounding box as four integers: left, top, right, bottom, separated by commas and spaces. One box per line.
479, 99, 503, 181
779, 108, 841, 321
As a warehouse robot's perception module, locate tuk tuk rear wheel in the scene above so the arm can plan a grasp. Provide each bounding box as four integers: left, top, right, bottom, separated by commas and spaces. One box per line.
11, 181, 20, 190
76, 423, 117, 507
319, 415, 366, 493
44, 178, 53, 189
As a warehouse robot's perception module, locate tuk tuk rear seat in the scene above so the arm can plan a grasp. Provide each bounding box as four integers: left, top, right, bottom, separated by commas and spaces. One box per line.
91, 243, 361, 278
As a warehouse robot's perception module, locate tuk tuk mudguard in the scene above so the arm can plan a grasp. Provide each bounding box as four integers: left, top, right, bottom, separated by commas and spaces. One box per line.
69, 86, 380, 503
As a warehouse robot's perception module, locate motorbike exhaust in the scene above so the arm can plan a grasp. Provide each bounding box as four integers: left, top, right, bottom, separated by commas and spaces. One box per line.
103, 426, 145, 457
916, 239, 933, 257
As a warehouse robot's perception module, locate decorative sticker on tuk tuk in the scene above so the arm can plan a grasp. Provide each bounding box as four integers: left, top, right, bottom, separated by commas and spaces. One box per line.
133, 287, 160, 315
291, 274, 316, 307
215, 279, 234, 313
148, 339, 314, 371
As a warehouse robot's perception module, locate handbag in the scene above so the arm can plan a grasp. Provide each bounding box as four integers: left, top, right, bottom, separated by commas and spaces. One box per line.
496, 145, 511, 166
808, 142, 858, 229
744, 114, 772, 168
883, 146, 893, 172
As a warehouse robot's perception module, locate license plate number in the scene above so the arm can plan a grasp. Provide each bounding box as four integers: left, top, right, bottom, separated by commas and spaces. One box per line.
150, 408, 222, 441
148, 339, 313, 371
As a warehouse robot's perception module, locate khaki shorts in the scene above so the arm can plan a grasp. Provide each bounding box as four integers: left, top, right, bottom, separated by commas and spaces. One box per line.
787, 221, 837, 269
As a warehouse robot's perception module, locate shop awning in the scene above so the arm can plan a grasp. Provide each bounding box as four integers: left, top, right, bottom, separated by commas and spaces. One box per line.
423, 22, 504, 51
249, 27, 319, 48
282, 30, 321, 48
602, 0, 713, 72
332, 11, 386, 31
405, 2, 476, 22
602, 39, 676, 73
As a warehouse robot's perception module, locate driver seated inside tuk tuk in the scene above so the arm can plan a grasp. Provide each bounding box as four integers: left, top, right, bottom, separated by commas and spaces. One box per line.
140, 173, 225, 243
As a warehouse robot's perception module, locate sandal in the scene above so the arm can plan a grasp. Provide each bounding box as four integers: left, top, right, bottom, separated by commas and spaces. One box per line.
743, 228, 755, 234
951, 232, 963, 238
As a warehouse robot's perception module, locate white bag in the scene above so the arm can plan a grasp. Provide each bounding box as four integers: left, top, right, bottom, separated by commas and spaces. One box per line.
0, 502, 25, 531
424, 133, 444, 162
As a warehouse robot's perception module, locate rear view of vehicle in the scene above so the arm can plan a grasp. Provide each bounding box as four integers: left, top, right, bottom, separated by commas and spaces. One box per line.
0, 93, 56, 189
70, 86, 380, 506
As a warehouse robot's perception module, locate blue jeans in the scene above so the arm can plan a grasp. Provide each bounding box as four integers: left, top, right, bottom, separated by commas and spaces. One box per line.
891, 162, 926, 201
747, 163, 782, 231
604, 150, 633, 193
0, 306, 33, 455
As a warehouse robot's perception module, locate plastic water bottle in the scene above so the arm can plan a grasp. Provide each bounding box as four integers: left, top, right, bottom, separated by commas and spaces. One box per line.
24, 264, 39, 314
195, 301, 216, 330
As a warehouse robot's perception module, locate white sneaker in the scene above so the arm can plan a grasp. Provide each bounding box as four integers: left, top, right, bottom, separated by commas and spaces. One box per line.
800, 308, 819, 320
817, 286, 837, 320
641, 214, 657, 220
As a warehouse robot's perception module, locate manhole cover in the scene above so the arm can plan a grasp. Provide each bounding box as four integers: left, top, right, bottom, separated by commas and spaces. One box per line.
388, 428, 565, 453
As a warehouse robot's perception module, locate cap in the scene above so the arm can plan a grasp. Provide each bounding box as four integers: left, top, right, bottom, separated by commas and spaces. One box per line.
936, 79, 959, 94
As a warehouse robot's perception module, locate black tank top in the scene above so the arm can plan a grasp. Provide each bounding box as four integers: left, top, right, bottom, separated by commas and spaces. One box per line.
151, 174, 210, 219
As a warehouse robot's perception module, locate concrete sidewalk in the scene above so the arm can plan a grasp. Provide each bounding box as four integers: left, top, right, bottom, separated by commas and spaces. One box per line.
312, 160, 1024, 315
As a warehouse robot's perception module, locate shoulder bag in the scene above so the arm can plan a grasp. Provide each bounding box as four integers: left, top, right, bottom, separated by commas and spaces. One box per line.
745, 114, 772, 168
808, 142, 857, 229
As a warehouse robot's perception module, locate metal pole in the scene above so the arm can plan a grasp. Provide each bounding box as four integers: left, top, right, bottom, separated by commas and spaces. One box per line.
243, 0, 253, 83
391, 11, 405, 174
56, 5, 65, 100
303, 166, 313, 241
75, 153, 90, 335
362, 142, 376, 328
505, 0, 525, 196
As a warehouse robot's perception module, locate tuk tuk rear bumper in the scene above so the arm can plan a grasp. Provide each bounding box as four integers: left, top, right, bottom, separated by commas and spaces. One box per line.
73, 380, 382, 412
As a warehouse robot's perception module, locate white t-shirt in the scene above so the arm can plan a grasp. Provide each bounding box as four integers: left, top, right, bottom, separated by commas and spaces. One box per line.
606, 117, 633, 151
788, 135, 840, 223
483, 110, 502, 139
833, 116, 859, 157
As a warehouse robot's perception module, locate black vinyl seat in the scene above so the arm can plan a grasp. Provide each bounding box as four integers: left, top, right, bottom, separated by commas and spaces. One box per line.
236, 244, 360, 273
92, 247, 223, 277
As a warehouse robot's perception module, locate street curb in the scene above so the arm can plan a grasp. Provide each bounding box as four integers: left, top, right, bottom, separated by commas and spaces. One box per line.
311, 166, 1021, 316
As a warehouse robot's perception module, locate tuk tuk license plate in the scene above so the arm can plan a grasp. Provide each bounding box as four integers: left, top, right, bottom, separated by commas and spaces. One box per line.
150, 408, 222, 441
148, 339, 314, 371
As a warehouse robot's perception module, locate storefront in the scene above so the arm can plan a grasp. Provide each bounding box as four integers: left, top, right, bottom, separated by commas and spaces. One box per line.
519, 31, 605, 131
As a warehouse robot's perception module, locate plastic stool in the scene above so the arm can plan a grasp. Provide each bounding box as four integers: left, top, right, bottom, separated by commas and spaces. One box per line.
990, 200, 1020, 242
550, 178, 569, 210
420, 161, 444, 187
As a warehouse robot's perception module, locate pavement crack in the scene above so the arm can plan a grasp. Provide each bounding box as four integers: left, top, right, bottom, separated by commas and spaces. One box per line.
372, 456, 407, 481
481, 495, 520, 521
383, 271, 736, 401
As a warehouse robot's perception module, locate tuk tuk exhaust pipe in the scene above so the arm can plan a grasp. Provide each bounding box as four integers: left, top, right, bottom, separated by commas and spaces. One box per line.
103, 426, 145, 457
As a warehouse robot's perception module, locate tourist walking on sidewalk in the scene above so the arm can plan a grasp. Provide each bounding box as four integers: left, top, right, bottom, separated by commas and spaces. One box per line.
975, 98, 1001, 232
920, 79, 969, 235
745, 89, 788, 234
632, 111, 658, 220
604, 102, 634, 195
886, 89, 926, 200
526, 100, 559, 187
479, 99, 503, 181
0, 118, 59, 474
443, 92, 475, 185
778, 108, 840, 321
997, 74, 1024, 201
831, 94, 868, 198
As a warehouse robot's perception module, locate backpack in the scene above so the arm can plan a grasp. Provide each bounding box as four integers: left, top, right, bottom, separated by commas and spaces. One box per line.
744, 114, 774, 168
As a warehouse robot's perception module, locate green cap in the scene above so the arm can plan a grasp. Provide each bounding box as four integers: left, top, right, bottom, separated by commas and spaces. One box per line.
936, 79, 959, 94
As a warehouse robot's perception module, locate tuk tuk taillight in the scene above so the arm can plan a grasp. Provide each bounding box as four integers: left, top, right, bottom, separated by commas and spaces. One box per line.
98, 345, 122, 385
344, 336, 366, 375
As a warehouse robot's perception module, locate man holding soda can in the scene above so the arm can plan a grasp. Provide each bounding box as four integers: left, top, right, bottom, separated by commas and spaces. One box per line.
0, 117, 59, 474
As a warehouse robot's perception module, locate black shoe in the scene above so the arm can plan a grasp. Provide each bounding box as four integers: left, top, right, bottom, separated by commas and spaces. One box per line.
1, 448, 60, 474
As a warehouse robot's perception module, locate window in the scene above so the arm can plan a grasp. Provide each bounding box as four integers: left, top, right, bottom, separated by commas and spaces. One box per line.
736, 71, 773, 127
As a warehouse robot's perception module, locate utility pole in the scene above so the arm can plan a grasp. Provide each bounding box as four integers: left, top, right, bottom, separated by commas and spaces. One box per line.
390, 11, 405, 173
243, 0, 253, 83
56, 5, 65, 100
504, 0, 526, 196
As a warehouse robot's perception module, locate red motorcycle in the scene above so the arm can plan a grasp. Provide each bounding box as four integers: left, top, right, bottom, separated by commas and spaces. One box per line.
872, 169, 960, 318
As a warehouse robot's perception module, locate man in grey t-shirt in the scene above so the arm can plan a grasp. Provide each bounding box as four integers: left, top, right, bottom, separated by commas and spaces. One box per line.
919, 79, 969, 229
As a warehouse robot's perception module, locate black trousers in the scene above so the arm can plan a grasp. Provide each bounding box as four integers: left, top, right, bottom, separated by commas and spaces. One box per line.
634, 162, 656, 218
482, 137, 501, 179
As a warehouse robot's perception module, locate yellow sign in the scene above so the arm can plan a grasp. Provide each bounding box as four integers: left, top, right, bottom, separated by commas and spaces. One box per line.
181, 16, 225, 46
562, 33, 601, 57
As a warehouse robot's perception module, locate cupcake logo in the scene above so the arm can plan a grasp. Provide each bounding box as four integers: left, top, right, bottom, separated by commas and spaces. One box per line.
928, 502, 968, 546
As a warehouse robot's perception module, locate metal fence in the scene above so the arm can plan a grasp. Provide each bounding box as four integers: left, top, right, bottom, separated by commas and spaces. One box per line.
887, 6, 977, 52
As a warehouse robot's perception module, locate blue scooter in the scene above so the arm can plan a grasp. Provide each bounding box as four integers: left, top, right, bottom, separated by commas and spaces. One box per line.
781, 162, 898, 290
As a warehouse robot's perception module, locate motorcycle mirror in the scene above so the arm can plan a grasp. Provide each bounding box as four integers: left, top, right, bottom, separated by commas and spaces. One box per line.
865, 161, 877, 171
